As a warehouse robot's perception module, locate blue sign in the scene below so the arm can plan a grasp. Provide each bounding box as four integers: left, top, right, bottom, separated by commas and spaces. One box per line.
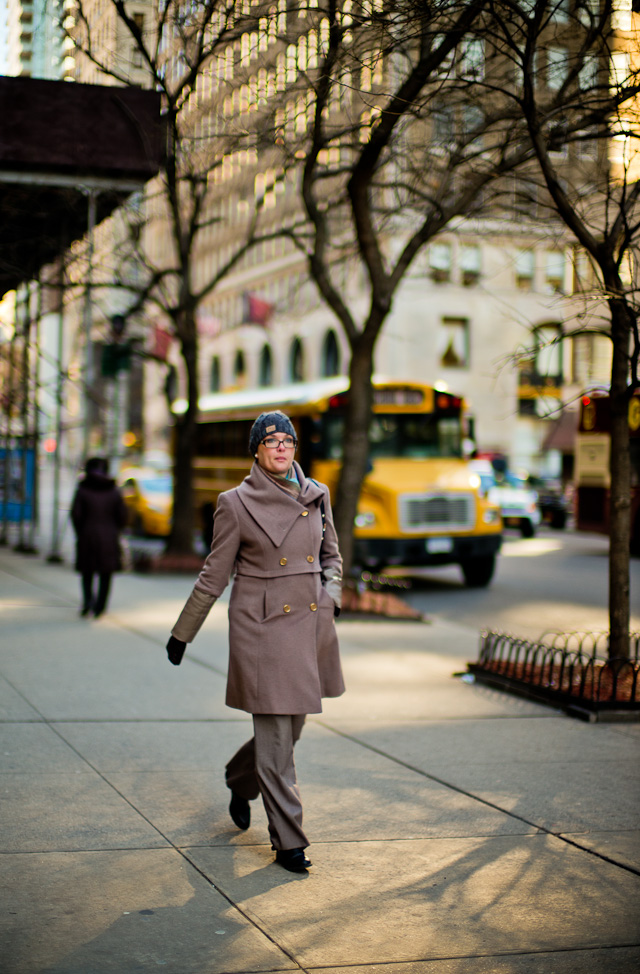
0, 446, 35, 521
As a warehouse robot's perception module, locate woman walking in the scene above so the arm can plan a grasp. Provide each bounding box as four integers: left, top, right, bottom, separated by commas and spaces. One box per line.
166, 410, 344, 872
71, 456, 128, 618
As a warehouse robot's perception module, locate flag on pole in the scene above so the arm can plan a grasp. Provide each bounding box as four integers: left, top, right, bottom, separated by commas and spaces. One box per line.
151, 324, 173, 361
243, 292, 274, 327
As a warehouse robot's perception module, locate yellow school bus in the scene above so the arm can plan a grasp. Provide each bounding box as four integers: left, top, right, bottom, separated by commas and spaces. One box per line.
173, 377, 502, 586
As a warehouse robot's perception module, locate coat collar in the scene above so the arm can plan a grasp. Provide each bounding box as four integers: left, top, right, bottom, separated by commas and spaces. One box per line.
236, 461, 324, 547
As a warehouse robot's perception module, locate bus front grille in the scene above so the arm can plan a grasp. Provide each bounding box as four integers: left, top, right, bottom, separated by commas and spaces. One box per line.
399, 492, 475, 533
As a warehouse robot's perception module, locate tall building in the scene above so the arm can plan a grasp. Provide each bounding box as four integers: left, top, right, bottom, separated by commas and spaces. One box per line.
141, 1, 618, 478
9, 1, 628, 479
5, 0, 67, 79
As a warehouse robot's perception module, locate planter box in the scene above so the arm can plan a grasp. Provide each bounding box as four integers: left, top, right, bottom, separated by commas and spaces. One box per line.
468, 630, 640, 722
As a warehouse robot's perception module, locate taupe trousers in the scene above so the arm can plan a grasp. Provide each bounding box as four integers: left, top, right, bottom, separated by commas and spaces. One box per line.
225, 715, 308, 851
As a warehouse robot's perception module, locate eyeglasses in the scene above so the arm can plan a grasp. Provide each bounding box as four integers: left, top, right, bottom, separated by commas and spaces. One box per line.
261, 436, 296, 450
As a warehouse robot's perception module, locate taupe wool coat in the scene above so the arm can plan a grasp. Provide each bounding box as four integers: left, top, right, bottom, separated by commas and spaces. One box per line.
172, 461, 345, 715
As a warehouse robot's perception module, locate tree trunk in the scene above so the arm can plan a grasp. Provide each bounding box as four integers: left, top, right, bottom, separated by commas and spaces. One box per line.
333, 335, 376, 579
165, 313, 198, 556
608, 298, 632, 660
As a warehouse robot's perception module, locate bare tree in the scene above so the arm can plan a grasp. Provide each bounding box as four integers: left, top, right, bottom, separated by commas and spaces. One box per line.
483, 0, 640, 656
273, 0, 640, 610
269, 0, 608, 576
67, 0, 274, 555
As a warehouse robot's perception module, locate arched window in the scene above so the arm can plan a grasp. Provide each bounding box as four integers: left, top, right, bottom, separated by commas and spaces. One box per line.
534, 323, 563, 381
321, 329, 341, 376
210, 356, 221, 392
289, 337, 304, 382
259, 344, 273, 386
234, 349, 246, 386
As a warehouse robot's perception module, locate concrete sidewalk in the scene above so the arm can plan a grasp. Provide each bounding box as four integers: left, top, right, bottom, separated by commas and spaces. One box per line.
1, 546, 639, 974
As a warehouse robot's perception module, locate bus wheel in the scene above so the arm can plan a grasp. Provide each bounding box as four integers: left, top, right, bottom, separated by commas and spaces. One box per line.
520, 519, 536, 538
461, 555, 496, 588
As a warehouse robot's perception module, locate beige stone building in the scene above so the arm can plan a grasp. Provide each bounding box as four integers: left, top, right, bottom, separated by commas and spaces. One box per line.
20, 0, 631, 479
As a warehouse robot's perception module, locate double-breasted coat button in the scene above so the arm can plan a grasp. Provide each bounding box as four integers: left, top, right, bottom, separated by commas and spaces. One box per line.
301, 510, 309, 516
279, 557, 287, 566
283, 604, 291, 613
309, 603, 318, 611
306, 555, 314, 563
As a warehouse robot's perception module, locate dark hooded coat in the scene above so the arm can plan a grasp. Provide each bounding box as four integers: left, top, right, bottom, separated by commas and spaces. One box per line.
71, 473, 128, 574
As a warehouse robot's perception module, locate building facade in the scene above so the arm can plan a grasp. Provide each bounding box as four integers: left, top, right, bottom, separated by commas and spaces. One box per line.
3, 1, 628, 482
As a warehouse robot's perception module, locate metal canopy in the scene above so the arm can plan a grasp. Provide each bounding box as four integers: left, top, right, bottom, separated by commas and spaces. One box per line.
0, 75, 165, 297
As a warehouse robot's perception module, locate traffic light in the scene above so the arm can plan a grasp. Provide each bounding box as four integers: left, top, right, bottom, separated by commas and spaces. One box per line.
101, 342, 132, 376
111, 314, 126, 338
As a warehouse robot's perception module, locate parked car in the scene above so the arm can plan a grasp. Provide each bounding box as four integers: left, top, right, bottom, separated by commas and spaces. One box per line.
119, 468, 172, 536
527, 476, 570, 529
470, 460, 541, 538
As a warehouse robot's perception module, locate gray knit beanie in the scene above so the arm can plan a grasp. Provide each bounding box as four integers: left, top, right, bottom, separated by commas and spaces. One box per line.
249, 410, 297, 456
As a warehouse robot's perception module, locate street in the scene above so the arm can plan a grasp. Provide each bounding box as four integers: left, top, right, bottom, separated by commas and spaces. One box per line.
398, 527, 640, 642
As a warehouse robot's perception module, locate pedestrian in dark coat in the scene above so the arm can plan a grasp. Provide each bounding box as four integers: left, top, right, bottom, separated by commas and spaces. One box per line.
71, 457, 128, 617
166, 410, 344, 873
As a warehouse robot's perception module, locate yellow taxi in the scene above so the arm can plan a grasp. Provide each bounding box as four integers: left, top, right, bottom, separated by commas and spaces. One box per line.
119, 467, 173, 536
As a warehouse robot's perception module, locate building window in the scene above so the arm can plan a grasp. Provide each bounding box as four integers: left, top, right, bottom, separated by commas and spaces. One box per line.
545, 251, 565, 293
258, 344, 273, 386
579, 53, 599, 91
432, 102, 454, 146
439, 317, 469, 368
459, 39, 484, 80
534, 324, 563, 381
429, 243, 452, 283
210, 356, 221, 392
460, 246, 480, 286
547, 48, 568, 91
289, 337, 304, 382
516, 249, 535, 290
518, 323, 563, 415
234, 349, 246, 386
321, 330, 341, 376
551, 0, 570, 21
514, 176, 539, 218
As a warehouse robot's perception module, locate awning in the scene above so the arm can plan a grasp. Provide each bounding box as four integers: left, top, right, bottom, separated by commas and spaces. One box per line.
542, 409, 579, 452
0, 75, 165, 297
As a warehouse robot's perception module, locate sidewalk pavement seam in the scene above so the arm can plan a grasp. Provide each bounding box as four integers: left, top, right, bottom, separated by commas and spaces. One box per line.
29, 716, 312, 972
283, 944, 640, 968
171, 847, 310, 973
314, 719, 640, 879
103, 616, 231, 680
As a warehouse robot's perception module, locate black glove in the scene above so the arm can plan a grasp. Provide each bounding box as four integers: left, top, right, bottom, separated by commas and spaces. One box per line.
166, 635, 187, 666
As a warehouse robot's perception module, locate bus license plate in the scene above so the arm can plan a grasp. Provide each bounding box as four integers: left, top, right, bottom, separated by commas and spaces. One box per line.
426, 537, 453, 554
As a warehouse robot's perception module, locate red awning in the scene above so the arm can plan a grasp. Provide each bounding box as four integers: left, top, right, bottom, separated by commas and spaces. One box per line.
542, 409, 579, 452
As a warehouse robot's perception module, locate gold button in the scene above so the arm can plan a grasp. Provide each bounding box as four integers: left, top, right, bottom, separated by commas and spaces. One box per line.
301, 510, 309, 516
279, 557, 287, 566
306, 555, 314, 563
283, 604, 291, 613
309, 603, 317, 611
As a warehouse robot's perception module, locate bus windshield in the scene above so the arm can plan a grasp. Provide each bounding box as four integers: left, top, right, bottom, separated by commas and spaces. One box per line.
324, 413, 462, 460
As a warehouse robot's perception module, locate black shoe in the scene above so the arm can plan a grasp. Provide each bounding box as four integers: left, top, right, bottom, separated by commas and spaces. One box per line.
275, 848, 312, 873
80, 605, 92, 617
229, 791, 250, 830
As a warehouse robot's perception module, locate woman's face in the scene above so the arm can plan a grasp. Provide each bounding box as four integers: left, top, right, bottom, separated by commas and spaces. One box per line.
256, 435, 297, 474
